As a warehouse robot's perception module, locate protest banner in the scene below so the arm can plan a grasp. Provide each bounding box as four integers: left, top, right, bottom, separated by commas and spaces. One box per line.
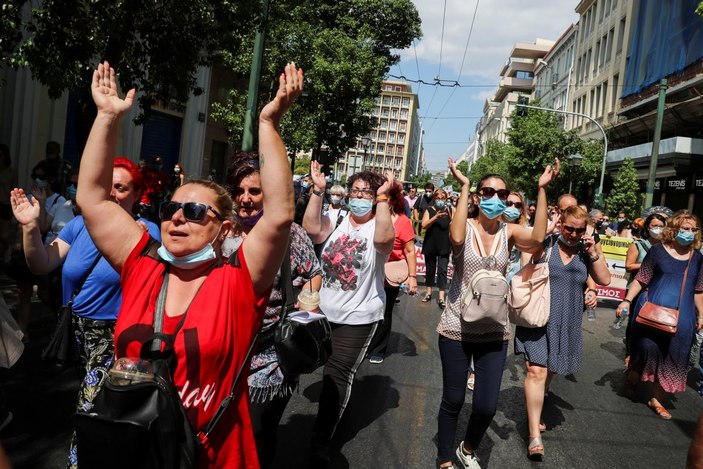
597, 236, 632, 301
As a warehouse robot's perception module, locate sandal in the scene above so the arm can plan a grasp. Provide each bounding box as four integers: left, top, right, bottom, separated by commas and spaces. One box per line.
527, 437, 544, 460
648, 400, 672, 420
539, 422, 546, 432
438, 299, 446, 309
422, 294, 432, 302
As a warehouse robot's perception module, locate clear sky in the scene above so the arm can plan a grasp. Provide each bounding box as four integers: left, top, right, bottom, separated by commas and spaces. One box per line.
392, 1, 580, 173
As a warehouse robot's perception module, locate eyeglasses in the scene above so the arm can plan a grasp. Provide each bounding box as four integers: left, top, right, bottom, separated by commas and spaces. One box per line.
159, 201, 224, 222
562, 225, 587, 235
349, 188, 375, 199
506, 200, 523, 210
478, 187, 510, 200
31, 173, 47, 181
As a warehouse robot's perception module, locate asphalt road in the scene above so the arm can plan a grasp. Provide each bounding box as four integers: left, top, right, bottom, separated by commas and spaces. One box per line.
2, 293, 702, 468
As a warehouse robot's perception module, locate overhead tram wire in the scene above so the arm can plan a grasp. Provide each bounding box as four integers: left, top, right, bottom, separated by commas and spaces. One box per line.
425, 0, 481, 136
422, 0, 448, 127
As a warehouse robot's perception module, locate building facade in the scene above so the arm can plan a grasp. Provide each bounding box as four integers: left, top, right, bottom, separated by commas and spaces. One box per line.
335, 81, 422, 183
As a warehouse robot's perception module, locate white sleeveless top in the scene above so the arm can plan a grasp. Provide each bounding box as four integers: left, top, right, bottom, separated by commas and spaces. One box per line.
437, 220, 511, 342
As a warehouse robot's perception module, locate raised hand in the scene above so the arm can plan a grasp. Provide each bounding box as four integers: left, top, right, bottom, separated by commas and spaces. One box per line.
91, 61, 136, 118
260, 62, 304, 126
538, 157, 561, 188
10, 188, 40, 226
448, 157, 470, 187
377, 170, 395, 197
310, 160, 327, 191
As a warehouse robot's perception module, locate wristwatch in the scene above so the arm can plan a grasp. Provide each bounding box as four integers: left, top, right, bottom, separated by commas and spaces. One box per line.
312, 189, 324, 197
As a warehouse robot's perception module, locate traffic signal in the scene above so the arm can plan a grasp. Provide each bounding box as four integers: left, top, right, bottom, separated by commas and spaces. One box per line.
517, 95, 529, 117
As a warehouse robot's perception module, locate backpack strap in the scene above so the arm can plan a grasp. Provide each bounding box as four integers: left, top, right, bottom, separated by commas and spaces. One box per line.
470, 220, 503, 258
335, 208, 349, 230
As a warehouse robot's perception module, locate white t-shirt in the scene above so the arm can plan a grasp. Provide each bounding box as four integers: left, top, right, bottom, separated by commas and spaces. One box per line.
319, 215, 388, 325
45, 199, 75, 245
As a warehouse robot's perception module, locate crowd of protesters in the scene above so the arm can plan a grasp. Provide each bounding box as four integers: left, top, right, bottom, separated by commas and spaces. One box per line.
0, 62, 702, 469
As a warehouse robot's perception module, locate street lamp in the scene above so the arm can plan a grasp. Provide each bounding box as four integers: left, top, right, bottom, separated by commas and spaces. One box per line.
568, 153, 582, 194
516, 103, 608, 208
360, 136, 371, 173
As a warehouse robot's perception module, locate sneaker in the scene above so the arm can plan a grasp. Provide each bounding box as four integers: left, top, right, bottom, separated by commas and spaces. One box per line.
369, 355, 384, 364
0, 409, 13, 433
456, 442, 481, 469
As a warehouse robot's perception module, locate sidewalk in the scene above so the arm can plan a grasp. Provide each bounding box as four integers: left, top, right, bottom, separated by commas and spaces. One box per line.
0, 273, 79, 469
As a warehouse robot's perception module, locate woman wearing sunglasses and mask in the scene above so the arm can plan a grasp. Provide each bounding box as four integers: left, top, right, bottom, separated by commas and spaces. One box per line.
616, 211, 703, 420
515, 205, 610, 460
502, 192, 529, 283
11, 157, 160, 469
436, 159, 558, 469
303, 162, 394, 465
421, 188, 453, 308
223, 152, 322, 468
76, 61, 302, 468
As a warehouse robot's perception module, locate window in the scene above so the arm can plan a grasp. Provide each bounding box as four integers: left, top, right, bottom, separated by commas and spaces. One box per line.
611, 74, 619, 109
616, 18, 625, 53
593, 41, 600, 74
601, 81, 608, 116
395, 158, 402, 169
391, 109, 398, 118
380, 121, 388, 129
382, 96, 391, 105
385, 85, 393, 91
400, 109, 408, 119
389, 121, 397, 130
381, 108, 390, 118
397, 145, 404, 155
399, 122, 406, 131
402, 97, 410, 108
398, 133, 405, 144
377, 145, 385, 153
388, 133, 396, 143
392, 96, 400, 106
378, 132, 387, 142
394, 86, 401, 91
605, 29, 613, 64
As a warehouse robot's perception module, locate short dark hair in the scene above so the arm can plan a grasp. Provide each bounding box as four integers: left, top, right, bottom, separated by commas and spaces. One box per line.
225, 150, 259, 194
424, 182, 434, 191
641, 213, 667, 239
347, 171, 384, 195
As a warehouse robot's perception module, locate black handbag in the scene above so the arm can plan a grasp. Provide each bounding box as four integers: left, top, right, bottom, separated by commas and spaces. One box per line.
42, 253, 102, 363
73, 260, 259, 469
274, 246, 332, 377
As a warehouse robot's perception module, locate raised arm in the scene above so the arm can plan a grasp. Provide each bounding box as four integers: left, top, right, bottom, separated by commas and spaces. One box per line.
373, 170, 395, 255
448, 158, 470, 248
302, 160, 332, 244
10, 188, 68, 274
510, 159, 560, 255
76, 61, 143, 272
243, 63, 302, 295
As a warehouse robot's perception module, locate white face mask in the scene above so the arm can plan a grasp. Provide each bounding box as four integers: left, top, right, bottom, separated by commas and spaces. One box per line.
330, 195, 342, 205
649, 227, 663, 239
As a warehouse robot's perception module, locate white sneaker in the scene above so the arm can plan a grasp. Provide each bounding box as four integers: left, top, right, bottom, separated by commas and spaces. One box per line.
455, 442, 481, 469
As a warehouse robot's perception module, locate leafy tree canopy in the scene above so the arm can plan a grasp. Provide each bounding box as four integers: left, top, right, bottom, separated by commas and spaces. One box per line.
212, 0, 422, 161
2, 0, 260, 120
468, 139, 514, 190
605, 157, 641, 219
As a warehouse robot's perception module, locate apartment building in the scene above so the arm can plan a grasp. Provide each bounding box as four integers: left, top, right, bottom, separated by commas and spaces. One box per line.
474, 39, 554, 159
570, 0, 635, 137
533, 25, 578, 114
335, 81, 422, 183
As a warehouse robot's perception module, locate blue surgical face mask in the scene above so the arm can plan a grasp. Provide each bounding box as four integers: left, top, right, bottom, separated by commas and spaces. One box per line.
503, 206, 521, 222
35, 178, 48, 189
157, 227, 222, 269
349, 198, 373, 217
66, 184, 77, 199
478, 195, 506, 219
558, 234, 581, 247
435, 201, 447, 209
676, 230, 695, 246
235, 209, 263, 227
301, 182, 310, 190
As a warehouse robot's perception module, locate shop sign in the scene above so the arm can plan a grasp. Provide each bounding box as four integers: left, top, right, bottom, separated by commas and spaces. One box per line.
667, 178, 687, 190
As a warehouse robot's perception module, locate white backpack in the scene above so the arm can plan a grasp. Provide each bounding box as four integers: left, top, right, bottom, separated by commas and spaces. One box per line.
461, 222, 510, 327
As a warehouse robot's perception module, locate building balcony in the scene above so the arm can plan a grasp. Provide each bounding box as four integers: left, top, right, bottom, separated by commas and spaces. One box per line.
494, 77, 534, 102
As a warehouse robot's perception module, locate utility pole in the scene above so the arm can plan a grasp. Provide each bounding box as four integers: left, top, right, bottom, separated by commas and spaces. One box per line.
241, 0, 270, 151
516, 103, 608, 208
644, 79, 668, 209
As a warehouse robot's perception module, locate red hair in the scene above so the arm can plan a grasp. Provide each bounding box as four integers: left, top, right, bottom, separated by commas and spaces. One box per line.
388, 181, 406, 215
114, 157, 144, 194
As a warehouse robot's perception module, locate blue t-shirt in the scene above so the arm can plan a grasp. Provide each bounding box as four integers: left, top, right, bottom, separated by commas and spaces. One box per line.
58, 216, 161, 320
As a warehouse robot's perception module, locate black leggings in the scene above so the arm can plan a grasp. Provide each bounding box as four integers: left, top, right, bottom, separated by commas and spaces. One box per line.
249, 393, 293, 469
437, 335, 507, 462
368, 285, 400, 357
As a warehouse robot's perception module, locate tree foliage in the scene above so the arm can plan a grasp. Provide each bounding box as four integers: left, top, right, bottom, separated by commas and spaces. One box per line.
293, 154, 311, 175
410, 171, 433, 189
211, 0, 422, 161
697, 1, 703, 16
2, 0, 260, 119
605, 157, 641, 219
469, 139, 513, 189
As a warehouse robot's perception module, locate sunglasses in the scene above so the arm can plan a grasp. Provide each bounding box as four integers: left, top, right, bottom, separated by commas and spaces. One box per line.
506, 200, 523, 209
562, 225, 587, 235
159, 201, 224, 222
478, 187, 510, 200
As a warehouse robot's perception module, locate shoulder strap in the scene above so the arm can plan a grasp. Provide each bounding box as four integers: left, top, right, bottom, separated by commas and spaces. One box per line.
470, 221, 502, 258
335, 209, 349, 230
675, 251, 693, 309
66, 252, 102, 307
636, 239, 651, 253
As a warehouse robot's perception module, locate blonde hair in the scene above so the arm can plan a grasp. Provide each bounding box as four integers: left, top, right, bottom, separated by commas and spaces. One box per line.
561, 205, 588, 224
661, 211, 701, 250
504, 191, 527, 226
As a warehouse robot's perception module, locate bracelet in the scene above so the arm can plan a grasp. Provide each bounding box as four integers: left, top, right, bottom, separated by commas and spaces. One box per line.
376, 194, 389, 201
408, 274, 417, 278
587, 288, 597, 294
312, 189, 324, 197
622, 298, 631, 304
589, 254, 600, 262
